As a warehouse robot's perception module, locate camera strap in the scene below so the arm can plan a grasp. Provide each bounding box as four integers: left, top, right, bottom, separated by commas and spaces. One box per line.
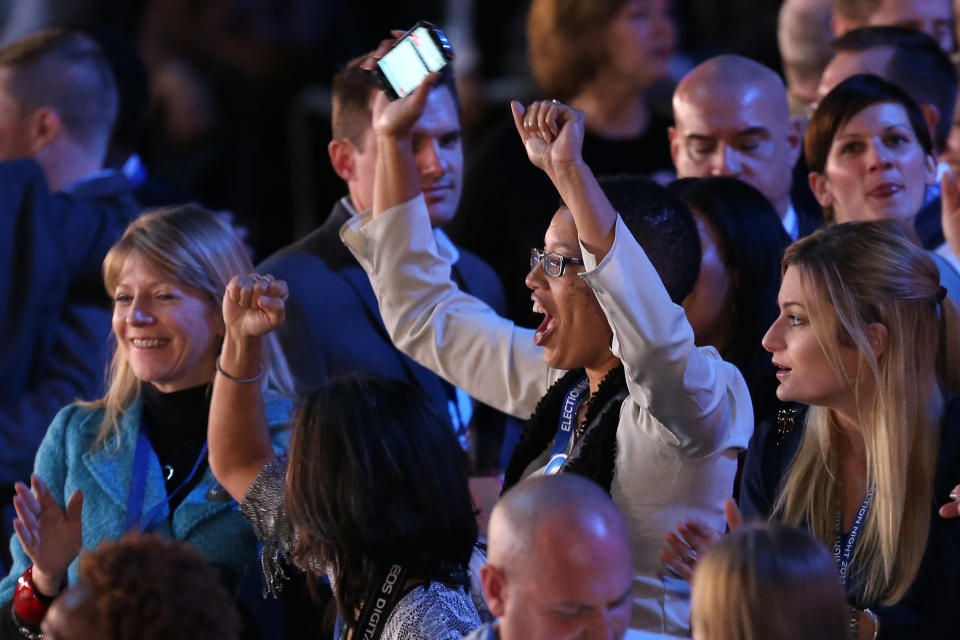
543, 375, 590, 475
335, 563, 409, 640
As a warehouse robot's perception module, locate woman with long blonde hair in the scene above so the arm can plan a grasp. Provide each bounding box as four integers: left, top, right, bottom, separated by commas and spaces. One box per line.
739, 220, 960, 638
0, 205, 293, 638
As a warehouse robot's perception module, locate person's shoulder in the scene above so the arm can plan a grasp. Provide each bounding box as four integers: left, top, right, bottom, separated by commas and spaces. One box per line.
263, 390, 294, 429
385, 582, 481, 640
459, 622, 495, 640
259, 208, 356, 281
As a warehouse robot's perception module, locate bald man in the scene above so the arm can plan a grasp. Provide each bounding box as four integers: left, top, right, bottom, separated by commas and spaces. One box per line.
670, 55, 819, 240
465, 475, 633, 640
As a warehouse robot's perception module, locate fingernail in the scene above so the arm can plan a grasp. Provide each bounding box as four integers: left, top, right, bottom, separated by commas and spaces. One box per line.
951, 488, 959, 500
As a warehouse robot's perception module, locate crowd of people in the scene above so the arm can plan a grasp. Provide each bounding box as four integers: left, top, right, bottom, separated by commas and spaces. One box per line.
1, 1, 960, 639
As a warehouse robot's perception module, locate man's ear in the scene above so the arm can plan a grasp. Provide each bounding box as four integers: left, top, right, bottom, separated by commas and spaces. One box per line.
668, 125, 680, 167
328, 138, 356, 182
921, 103, 941, 150
809, 171, 834, 208
29, 107, 60, 154
786, 118, 803, 166
480, 564, 508, 619
867, 322, 888, 358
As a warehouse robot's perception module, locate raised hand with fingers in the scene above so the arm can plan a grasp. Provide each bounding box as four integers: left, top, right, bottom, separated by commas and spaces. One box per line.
510, 99, 586, 178
659, 497, 742, 582
372, 71, 441, 139
223, 273, 288, 339
12, 474, 83, 596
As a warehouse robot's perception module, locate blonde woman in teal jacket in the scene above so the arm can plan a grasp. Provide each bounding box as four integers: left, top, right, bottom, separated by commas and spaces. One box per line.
0, 205, 294, 637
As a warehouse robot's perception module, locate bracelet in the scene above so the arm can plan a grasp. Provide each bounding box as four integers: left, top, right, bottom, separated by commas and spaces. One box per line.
13, 565, 59, 628
215, 356, 264, 384
863, 608, 879, 640
10, 606, 43, 640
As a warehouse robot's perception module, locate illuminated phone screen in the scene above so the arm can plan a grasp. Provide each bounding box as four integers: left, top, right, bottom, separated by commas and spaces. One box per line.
378, 28, 448, 98
411, 27, 446, 71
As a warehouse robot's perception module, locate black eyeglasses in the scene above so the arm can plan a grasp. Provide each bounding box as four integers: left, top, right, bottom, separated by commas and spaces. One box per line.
530, 248, 584, 278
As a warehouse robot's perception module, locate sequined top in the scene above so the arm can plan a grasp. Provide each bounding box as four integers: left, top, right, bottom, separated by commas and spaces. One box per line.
239, 460, 483, 640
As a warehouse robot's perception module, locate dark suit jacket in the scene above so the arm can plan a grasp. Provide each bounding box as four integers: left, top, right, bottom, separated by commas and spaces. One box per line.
259, 200, 511, 466
0, 161, 139, 486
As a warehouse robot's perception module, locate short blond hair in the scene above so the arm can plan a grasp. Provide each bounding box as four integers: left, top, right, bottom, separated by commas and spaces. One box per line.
0, 28, 117, 158
691, 524, 848, 640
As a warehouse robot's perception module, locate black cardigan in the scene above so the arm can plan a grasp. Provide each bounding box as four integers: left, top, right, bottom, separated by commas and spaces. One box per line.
740, 398, 960, 639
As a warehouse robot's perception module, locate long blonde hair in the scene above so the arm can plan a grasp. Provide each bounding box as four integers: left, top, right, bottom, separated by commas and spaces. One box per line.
772, 221, 960, 605
82, 204, 294, 448
691, 524, 848, 640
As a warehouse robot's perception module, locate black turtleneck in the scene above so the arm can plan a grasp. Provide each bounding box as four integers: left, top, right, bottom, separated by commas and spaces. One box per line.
141, 382, 210, 513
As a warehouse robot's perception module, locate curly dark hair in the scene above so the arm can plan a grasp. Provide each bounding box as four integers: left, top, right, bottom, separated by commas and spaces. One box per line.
74, 534, 240, 640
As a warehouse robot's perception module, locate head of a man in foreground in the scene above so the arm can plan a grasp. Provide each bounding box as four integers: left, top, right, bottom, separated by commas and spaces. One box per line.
483, 474, 633, 640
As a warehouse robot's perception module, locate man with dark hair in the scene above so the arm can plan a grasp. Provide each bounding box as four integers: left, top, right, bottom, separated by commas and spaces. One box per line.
818, 26, 958, 247
0, 28, 139, 569
832, 0, 955, 52
259, 52, 510, 473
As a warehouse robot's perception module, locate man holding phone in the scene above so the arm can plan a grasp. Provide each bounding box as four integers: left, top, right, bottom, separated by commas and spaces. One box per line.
259, 36, 511, 473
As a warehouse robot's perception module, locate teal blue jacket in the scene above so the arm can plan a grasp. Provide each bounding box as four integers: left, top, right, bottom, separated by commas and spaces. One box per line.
0, 391, 292, 602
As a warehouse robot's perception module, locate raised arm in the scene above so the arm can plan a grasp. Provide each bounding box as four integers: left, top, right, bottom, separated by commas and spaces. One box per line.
510, 99, 752, 454
510, 100, 616, 261
208, 274, 287, 502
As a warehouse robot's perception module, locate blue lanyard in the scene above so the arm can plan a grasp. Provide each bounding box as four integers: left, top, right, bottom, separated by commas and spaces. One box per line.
543, 376, 590, 475
124, 431, 209, 534
833, 484, 875, 588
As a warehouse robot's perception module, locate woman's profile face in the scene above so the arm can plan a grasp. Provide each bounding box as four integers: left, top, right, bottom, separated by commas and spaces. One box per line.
761, 267, 858, 409
811, 102, 936, 224
526, 208, 615, 371
111, 252, 223, 392
602, 0, 676, 89
682, 211, 736, 352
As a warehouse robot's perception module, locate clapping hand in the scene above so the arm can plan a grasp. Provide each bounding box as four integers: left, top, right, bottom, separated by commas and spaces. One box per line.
659, 497, 742, 582
13, 475, 83, 596
223, 274, 288, 339
511, 99, 586, 177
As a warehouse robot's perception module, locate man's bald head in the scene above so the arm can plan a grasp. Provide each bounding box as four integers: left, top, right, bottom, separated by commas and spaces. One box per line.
483, 475, 633, 640
670, 55, 801, 221
675, 55, 790, 122
488, 474, 629, 568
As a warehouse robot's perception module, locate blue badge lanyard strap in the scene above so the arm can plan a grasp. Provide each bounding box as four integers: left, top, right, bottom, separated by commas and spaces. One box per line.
833, 484, 876, 589
125, 431, 209, 534
544, 376, 590, 475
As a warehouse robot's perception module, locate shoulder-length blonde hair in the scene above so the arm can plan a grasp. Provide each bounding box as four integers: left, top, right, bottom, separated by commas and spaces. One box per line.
691, 524, 848, 640
82, 204, 294, 449
772, 220, 960, 605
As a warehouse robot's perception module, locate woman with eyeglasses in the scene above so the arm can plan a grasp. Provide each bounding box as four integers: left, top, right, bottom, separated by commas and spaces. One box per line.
291, 76, 753, 636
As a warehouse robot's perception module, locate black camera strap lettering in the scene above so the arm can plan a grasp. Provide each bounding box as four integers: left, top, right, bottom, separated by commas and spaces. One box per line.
353, 564, 408, 640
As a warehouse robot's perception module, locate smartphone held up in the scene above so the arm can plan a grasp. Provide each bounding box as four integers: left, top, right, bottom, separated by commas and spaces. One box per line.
376, 21, 453, 100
